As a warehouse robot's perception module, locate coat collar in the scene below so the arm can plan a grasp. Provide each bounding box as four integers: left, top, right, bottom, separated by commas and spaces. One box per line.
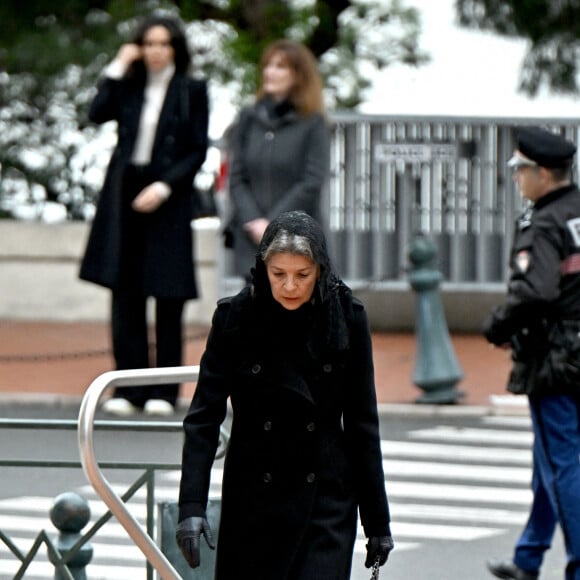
252, 97, 300, 128
533, 183, 577, 210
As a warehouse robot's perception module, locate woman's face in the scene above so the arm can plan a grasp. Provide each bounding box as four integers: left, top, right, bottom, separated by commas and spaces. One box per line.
142, 25, 175, 72
262, 52, 296, 101
266, 253, 319, 310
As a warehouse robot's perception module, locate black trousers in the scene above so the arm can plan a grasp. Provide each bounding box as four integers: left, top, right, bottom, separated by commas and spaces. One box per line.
109, 164, 186, 407
111, 291, 185, 407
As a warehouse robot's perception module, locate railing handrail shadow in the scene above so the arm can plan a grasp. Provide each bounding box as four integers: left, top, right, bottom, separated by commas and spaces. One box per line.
78, 365, 201, 580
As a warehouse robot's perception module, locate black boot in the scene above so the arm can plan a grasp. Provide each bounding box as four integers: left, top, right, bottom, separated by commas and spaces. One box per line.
486, 559, 539, 580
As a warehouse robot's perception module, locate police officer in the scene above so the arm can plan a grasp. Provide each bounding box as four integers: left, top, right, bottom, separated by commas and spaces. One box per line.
484, 126, 580, 580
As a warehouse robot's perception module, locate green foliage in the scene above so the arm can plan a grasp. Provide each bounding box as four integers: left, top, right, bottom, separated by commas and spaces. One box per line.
0, 0, 429, 220
1, 1, 128, 76
456, 0, 580, 95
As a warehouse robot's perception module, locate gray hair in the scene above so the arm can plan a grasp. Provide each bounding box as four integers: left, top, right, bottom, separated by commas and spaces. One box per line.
261, 229, 315, 263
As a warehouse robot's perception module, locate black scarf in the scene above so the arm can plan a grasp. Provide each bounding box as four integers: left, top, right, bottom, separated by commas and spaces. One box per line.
250, 211, 353, 355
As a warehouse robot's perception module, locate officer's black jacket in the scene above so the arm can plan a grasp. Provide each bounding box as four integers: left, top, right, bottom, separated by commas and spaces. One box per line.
485, 184, 580, 346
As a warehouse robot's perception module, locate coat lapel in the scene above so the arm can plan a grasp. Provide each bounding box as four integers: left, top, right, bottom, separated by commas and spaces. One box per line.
151, 73, 180, 157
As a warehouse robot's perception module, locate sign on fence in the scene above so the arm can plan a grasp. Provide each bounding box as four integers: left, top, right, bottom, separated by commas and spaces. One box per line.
374, 142, 457, 163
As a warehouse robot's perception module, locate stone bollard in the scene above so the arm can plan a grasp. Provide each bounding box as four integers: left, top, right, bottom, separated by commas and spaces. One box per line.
49, 492, 93, 580
408, 235, 464, 404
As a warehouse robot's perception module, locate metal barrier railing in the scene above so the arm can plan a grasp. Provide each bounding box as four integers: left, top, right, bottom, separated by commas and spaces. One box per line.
0, 415, 204, 578
77, 365, 220, 580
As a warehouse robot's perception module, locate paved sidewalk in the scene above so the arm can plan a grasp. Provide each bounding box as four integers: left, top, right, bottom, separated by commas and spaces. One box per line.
0, 320, 518, 412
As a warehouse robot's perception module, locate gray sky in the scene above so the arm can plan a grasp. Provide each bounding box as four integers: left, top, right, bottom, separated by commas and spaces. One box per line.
361, 0, 580, 118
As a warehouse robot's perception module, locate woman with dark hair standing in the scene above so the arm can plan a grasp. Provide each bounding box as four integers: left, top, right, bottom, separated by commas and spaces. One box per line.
176, 211, 393, 579
80, 14, 209, 416
227, 39, 331, 281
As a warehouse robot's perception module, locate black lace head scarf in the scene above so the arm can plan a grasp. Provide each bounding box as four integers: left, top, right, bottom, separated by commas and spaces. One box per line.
251, 211, 352, 352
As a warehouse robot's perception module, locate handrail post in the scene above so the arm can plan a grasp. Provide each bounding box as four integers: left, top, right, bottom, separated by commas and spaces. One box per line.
78, 366, 200, 580
49, 492, 93, 580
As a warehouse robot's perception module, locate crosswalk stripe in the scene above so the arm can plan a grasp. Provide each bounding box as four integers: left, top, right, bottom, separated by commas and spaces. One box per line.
0, 514, 144, 539
481, 416, 532, 429
391, 521, 502, 540
0, 537, 143, 561
386, 481, 532, 504
0, 497, 150, 520
389, 503, 528, 525
381, 440, 531, 465
354, 538, 419, 554
383, 459, 530, 483
409, 426, 533, 446
2, 560, 144, 580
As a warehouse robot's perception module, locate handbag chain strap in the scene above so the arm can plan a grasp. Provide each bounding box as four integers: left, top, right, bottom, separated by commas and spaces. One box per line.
370, 556, 381, 580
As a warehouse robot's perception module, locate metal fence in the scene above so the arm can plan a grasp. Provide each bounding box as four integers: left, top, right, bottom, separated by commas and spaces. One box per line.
324, 114, 580, 285
0, 417, 182, 579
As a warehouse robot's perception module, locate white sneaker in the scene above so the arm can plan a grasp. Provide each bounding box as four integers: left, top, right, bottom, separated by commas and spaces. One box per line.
101, 398, 139, 417
143, 399, 174, 416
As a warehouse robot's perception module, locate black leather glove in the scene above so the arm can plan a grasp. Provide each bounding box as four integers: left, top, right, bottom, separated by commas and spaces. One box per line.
175, 516, 216, 568
365, 535, 394, 568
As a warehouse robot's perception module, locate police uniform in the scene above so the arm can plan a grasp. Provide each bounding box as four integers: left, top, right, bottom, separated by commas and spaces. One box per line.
484, 127, 580, 580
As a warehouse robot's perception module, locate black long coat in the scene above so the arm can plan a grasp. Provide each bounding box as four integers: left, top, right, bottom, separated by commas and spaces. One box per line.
178, 288, 390, 579
79, 72, 208, 298
228, 101, 330, 278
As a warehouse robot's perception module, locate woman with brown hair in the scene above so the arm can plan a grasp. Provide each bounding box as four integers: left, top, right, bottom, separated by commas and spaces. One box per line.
226, 39, 331, 281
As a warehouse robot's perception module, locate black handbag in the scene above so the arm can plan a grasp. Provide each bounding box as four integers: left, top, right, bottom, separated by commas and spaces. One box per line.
192, 183, 218, 219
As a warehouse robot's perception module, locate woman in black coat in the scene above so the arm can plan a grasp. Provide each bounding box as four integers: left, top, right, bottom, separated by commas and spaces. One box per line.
79, 14, 209, 416
176, 211, 393, 579
227, 39, 330, 280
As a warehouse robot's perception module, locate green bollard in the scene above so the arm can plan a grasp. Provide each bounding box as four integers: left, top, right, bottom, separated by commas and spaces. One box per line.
408, 235, 464, 404
49, 492, 93, 580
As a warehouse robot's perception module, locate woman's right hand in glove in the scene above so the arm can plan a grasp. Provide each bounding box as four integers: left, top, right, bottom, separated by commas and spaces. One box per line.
175, 516, 216, 568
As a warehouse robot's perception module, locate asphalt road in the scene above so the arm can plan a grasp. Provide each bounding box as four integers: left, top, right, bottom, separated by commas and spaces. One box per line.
0, 404, 568, 580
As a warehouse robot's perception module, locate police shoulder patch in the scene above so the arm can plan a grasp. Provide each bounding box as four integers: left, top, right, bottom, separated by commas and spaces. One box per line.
515, 250, 531, 273
567, 218, 580, 247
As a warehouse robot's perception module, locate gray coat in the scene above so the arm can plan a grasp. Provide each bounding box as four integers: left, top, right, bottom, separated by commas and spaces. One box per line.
228, 101, 330, 277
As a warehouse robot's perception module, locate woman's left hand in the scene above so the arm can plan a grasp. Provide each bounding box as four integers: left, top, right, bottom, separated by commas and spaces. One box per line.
365, 535, 394, 568
132, 184, 165, 213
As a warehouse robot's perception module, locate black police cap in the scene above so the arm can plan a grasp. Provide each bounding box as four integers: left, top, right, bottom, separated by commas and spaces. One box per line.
514, 126, 576, 168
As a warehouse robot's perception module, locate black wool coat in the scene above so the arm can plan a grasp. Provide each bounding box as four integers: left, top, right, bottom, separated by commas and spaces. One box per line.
178, 288, 390, 579
79, 72, 209, 298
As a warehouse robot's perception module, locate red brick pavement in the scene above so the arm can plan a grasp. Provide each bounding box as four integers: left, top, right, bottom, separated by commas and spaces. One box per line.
0, 324, 525, 580
0, 321, 513, 407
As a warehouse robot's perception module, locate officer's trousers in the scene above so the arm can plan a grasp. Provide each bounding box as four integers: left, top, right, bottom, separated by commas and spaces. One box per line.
514, 394, 580, 580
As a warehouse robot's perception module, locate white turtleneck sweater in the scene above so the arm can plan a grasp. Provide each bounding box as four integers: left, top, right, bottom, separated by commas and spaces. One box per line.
105, 59, 175, 199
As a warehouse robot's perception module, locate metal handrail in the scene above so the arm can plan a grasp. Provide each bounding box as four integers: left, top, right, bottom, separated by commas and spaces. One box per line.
78, 365, 201, 580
